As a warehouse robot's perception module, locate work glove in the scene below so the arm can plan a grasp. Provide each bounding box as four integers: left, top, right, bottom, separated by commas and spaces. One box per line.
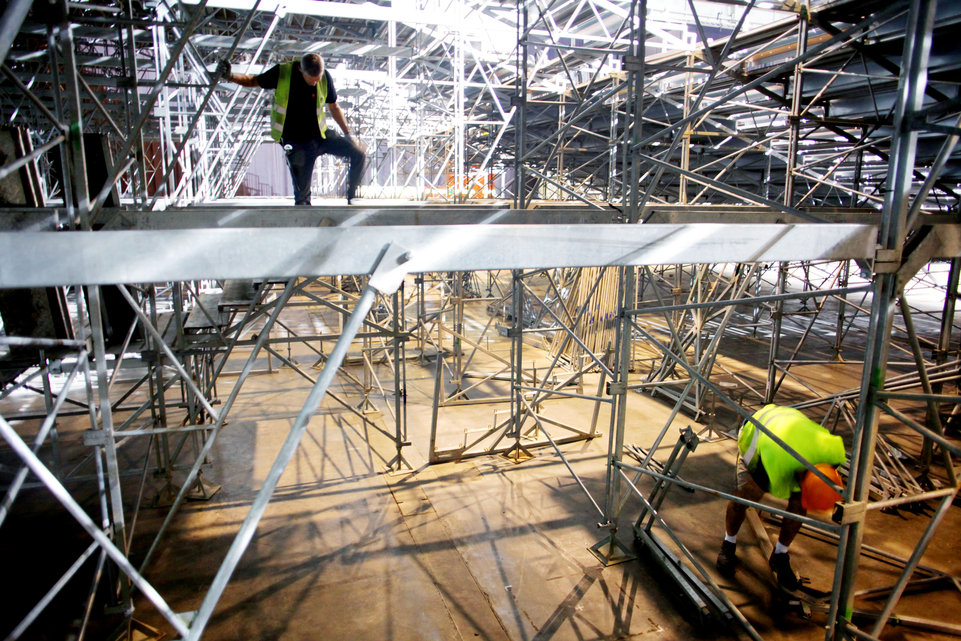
216, 59, 232, 81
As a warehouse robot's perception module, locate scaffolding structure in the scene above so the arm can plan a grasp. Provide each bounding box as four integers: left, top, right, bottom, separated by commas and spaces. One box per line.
1, 0, 960, 639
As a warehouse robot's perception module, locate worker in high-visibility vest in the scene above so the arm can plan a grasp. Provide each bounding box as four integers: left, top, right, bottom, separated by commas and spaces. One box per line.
219, 53, 366, 205
716, 404, 846, 591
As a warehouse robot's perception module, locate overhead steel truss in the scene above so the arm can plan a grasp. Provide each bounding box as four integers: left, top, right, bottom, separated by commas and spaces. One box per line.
1, 0, 960, 640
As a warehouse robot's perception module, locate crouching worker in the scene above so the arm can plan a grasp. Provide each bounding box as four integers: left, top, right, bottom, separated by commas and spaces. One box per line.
716, 404, 846, 590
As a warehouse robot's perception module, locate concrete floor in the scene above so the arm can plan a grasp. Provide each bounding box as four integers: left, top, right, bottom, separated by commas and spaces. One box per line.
134, 291, 961, 641
133, 357, 713, 641
3, 283, 961, 641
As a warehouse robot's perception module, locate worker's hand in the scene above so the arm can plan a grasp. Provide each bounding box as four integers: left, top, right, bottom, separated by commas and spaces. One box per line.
351, 136, 367, 154
216, 59, 232, 81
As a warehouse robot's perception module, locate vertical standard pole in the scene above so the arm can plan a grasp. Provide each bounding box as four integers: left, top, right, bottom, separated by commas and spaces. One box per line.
834, 261, 850, 359
594, 266, 636, 562
454, 13, 466, 203
680, 52, 693, 205
767, 2, 809, 403
626, 0, 645, 220
428, 340, 443, 463
147, 284, 174, 500
86, 283, 129, 607
607, 81, 619, 203
764, 265, 787, 403
783, 0, 809, 208
121, 0, 148, 204
59, 8, 132, 611
388, 284, 411, 471
692, 267, 705, 415
38, 351, 59, 475
416, 275, 427, 357
59, 25, 90, 226
557, 92, 565, 196
828, 1, 936, 638
506, 270, 530, 460
452, 273, 464, 392
513, 1, 528, 209
389, 20, 398, 195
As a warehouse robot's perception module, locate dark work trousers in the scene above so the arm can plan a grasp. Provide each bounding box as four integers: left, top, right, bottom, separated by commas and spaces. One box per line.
283, 130, 365, 205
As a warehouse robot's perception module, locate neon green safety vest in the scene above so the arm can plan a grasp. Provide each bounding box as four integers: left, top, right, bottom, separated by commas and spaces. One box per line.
270, 62, 328, 142
737, 404, 846, 499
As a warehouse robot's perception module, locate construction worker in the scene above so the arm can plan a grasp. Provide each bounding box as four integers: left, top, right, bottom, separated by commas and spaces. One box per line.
716, 404, 846, 590
219, 53, 366, 205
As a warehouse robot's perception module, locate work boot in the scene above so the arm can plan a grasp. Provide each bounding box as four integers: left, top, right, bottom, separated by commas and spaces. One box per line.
716, 540, 737, 577
769, 551, 801, 591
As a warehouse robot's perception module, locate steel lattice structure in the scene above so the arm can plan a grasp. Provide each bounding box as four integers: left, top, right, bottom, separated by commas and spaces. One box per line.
0, 0, 959, 639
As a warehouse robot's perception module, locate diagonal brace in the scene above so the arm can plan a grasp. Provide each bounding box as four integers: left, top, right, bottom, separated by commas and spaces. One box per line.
184, 243, 411, 641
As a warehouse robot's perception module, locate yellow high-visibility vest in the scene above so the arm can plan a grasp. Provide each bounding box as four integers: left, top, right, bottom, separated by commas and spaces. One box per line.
737, 404, 846, 499
270, 62, 328, 142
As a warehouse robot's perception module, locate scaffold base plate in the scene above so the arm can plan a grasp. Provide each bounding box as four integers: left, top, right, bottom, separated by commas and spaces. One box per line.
589, 536, 636, 566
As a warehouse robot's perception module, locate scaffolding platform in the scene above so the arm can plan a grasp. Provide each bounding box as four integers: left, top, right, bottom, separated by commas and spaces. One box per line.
184, 292, 228, 331
218, 280, 260, 309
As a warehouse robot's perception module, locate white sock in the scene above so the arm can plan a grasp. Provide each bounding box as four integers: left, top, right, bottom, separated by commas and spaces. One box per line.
724, 533, 737, 544
774, 541, 789, 555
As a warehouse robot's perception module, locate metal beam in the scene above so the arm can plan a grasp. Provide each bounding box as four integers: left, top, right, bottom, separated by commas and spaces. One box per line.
1, 205, 910, 233
0, 223, 877, 287
104, 205, 622, 229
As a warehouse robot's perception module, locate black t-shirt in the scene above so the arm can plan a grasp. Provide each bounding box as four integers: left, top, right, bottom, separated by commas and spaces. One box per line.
256, 62, 337, 144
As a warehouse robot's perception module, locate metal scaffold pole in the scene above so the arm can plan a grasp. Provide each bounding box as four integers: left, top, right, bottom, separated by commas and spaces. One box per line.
2, 1, 961, 638
513, 1, 528, 209
830, 1, 944, 639
592, 266, 636, 564
387, 285, 412, 472
506, 269, 531, 462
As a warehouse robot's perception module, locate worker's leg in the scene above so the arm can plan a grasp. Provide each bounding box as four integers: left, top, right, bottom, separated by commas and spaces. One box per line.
768, 491, 806, 590
717, 457, 764, 577
284, 141, 319, 205
317, 132, 366, 202
726, 455, 764, 536
778, 492, 806, 547
725, 485, 763, 538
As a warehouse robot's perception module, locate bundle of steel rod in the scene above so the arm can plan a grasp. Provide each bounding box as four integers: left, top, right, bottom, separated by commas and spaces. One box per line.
547, 266, 620, 367
864, 433, 928, 501
793, 360, 961, 413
